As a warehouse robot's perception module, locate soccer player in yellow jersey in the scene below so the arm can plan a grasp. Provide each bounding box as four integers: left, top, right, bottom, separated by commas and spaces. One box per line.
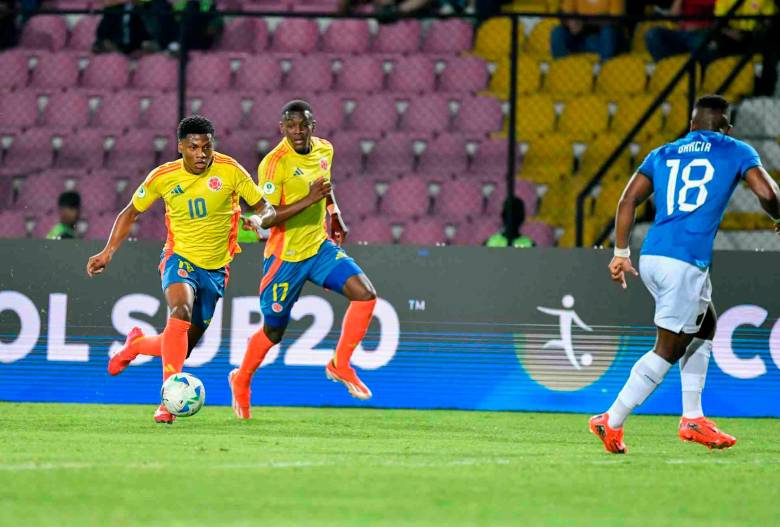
228, 100, 378, 419
86, 116, 270, 424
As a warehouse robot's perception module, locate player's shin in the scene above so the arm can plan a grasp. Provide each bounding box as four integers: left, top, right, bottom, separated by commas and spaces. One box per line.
607, 350, 672, 428
130, 335, 162, 357
333, 299, 376, 369
161, 318, 191, 380
679, 338, 711, 419
238, 329, 275, 382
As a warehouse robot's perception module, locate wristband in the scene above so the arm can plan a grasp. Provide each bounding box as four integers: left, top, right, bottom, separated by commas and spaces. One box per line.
327, 204, 340, 216
613, 246, 630, 258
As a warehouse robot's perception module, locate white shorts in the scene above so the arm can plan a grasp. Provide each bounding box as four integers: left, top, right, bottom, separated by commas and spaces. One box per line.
639, 255, 712, 334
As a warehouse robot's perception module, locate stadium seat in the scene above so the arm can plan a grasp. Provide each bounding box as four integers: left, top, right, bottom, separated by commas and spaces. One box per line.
336, 56, 385, 93
662, 96, 691, 135
135, 213, 167, 241
271, 18, 320, 53
30, 52, 79, 89
452, 96, 503, 136
348, 94, 399, 133
193, 93, 246, 132
702, 56, 755, 101
291, 0, 341, 12
57, 128, 111, 169
4, 128, 61, 171
186, 53, 233, 92
68, 16, 100, 50
372, 20, 421, 54
649, 54, 700, 96
75, 173, 121, 214
347, 215, 395, 244
439, 56, 489, 94
545, 56, 594, 96
143, 93, 179, 130
524, 18, 557, 59
611, 95, 664, 140
329, 130, 377, 174
754, 140, 780, 172
400, 217, 448, 245
331, 178, 378, 217
453, 216, 501, 245
322, 19, 370, 54
512, 94, 556, 139
44, 91, 91, 128
422, 19, 473, 55
400, 94, 451, 135
436, 179, 484, 218
248, 93, 295, 134
0, 210, 31, 238
521, 220, 555, 246
216, 18, 268, 51
133, 54, 178, 91
216, 130, 270, 171
472, 17, 522, 61
286, 55, 334, 93
19, 15, 68, 51
596, 55, 648, 97
558, 95, 609, 140
472, 137, 512, 172
82, 53, 130, 90
92, 91, 142, 129
579, 133, 629, 176
382, 176, 431, 217
14, 173, 67, 214
108, 128, 168, 171
366, 132, 417, 174
417, 133, 469, 175
521, 134, 572, 183
387, 56, 436, 94
488, 56, 541, 99
235, 55, 282, 92
0, 91, 39, 129
0, 50, 30, 90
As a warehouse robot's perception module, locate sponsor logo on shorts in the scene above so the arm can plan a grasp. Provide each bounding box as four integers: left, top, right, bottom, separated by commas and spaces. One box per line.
177, 269, 189, 278
320, 158, 329, 171
263, 182, 276, 195
208, 176, 222, 191
272, 303, 283, 313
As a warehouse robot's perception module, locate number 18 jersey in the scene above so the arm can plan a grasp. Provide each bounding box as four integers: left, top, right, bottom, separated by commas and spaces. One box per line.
638, 130, 762, 269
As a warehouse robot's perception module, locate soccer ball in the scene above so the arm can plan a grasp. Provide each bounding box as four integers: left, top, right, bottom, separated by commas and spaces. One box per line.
161, 373, 206, 417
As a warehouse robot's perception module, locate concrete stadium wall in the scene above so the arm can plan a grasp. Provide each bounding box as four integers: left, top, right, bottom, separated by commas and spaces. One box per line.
1, 240, 779, 416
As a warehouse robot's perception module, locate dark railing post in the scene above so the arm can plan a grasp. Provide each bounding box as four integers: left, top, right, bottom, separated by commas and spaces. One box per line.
505, 15, 520, 229
687, 59, 697, 119
177, 6, 190, 124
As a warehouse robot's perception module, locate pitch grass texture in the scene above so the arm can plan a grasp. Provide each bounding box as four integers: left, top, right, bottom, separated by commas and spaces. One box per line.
1, 403, 778, 527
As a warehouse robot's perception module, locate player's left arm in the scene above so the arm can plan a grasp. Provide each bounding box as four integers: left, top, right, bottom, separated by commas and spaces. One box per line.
327, 189, 349, 247
609, 171, 653, 289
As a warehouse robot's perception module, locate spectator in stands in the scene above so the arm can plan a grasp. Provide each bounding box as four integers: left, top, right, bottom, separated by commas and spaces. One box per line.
551, 0, 625, 60
46, 191, 81, 240
0, 0, 17, 50
484, 196, 534, 248
168, 0, 223, 52
93, 0, 153, 54
644, 0, 715, 62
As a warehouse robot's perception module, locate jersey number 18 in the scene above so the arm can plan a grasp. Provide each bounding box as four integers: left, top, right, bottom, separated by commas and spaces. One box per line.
665, 158, 714, 215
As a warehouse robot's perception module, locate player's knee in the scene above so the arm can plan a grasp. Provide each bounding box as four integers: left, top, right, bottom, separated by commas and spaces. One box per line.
169, 303, 192, 322
354, 286, 377, 302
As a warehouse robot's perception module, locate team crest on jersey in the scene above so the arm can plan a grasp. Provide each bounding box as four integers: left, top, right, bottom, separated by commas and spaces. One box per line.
263, 182, 276, 195
177, 269, 189, 278
272, 302, 283, 313
208, 176, 222, 191
320, 158, 329, 171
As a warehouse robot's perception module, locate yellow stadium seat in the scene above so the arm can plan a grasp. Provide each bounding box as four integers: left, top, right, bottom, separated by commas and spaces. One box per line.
721, 212, 767, 230
702, 56, 755, 100
558, 95, 609, 140
511, 94, 557, 140
524, 18, 558, 59
488, 56, 541, 99
611, 95, 664, 140
631, 21, 676, 55
473, 18, 525, 61
596, 55, 648, 97
521, 133, 574, 184
545, 55, 594, 96
502, 0, 551, 13
579, 134, 632, 176
649, 54, 701, 96
663, 96, 691, 134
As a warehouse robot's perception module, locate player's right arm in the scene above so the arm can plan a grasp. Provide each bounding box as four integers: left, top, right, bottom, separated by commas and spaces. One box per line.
609, 171, 653, 289
744, 166, 780, 231
86, 172, 160, 277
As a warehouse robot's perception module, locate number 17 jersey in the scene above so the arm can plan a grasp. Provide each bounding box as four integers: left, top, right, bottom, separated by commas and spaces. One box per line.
638, 130, 762, 269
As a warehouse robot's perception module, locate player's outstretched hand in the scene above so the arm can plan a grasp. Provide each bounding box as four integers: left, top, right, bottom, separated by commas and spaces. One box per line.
308, 178, 332, 204
608, 256, 638, 290
331, 213, 349, 246
86, 251, 111, 277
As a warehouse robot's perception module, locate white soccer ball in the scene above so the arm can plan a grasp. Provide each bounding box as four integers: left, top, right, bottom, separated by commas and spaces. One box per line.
161, 373, 206, 417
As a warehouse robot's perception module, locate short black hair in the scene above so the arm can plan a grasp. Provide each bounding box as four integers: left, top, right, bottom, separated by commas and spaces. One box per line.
281, 100, 313, 119
694, 95, 729, 113
177, 115, 215, 140
58, 191, 81, 209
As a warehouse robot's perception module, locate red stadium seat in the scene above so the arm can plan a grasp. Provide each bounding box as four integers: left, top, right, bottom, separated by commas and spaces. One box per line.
453, 216, 501, 245
366, 132, 418, 175
235, 55, 282, 92
307, 93, 345, 133
439, 56, 489, 94
30, 52, 79, 89
216, 130, 271, 172
143, 93, 178, 130
453, 96, 503, 136
435, 179, 484, 218
4, 128, 62, 172
248, 93, 296, 135
68, 16, 100, 50
187, 53, 233, 92
192, 92, 246, 132
417, 133, 468, 175
400, 217, 448, 245
108, 128, 169, 172
472, 137, 511, 172
0, 50, 30, 90
0, 91, 40, 129
286, 55, 334, 93
271, 19, 320, 53
217, 18, 268, 52
331, 177, 378, 217
347, 215, 395, 244
348, 95, 399, 133
422, 19, 473, 55
329, 130, 379, 175
381, 176, 430, 217
92, 91, 142, 129
14, 172, 67, 214
387, 57, 435, 94
19, 16, 68, 51
322, 20, 370, 54
521, 220, 555, 246
0, 210, 32, 238
336, 56, 385, 94
133, 54, 178, 91
58, 128, 112, 169
82, 53, 130, 90
401, 94, 451, 135
44, 91, 90, 128
372, 20, 421, 54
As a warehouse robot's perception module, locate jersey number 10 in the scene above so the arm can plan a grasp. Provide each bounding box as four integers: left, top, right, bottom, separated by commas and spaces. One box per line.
188, 198, 207, 219
665, 158, 715, 215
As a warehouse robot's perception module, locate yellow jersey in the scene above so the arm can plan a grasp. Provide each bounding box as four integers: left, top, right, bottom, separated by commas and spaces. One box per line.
132, 152, 264, 270
259, 137, 334, 262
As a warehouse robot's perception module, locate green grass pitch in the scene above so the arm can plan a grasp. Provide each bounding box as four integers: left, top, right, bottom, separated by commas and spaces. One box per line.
1, 403, 778, 527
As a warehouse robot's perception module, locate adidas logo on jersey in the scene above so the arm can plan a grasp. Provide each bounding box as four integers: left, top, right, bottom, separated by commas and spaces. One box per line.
170, 185, 184, 195
293, 167, 304, 177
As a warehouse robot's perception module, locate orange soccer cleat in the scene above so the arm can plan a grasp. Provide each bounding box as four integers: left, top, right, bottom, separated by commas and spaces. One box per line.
108, 326, 144, 376
678, 417, 736, 450
325, 360, 372, 400
228, 368, 251, 419
153, 404, 175, 425
589, 413, 628, 454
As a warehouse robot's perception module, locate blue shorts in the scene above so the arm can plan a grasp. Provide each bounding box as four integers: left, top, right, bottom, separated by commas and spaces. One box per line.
260, 240, 364, 328
160, 252, 227, 329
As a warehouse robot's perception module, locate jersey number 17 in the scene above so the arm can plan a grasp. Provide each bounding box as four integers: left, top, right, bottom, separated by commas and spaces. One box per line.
664, 158, 714, 215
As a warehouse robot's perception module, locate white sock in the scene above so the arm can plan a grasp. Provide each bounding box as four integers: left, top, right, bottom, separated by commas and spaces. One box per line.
607, 350, 672, 428
680, 338, 711, 419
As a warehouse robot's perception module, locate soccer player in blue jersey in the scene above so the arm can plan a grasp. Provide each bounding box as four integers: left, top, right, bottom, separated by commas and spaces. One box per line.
590, 95, 780, 453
